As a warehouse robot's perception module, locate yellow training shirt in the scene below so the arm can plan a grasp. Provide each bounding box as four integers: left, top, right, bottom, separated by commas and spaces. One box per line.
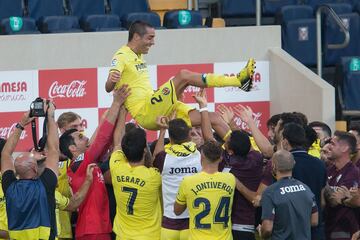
110, 150, 162, 240
0, 175, 7, 238
110, 45, 154, 117
176, 172, 235, 240
55, 160, 72, 239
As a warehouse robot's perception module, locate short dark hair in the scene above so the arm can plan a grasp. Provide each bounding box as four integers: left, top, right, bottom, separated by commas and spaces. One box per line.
282, 123, 307, 148
267, 114, 281, 128
0, 138, 6, 163
309, 121, 332, 137
201, 140, 222, 163
128, 20, 154, 42
122, 128, 147, 162
228, 130, 251, 157
334, 131, 357, 154
59, 129, 77, 159
168, 118, 191, 144
304, 125, 318, 150
279, 112, 307, 131
125, 122, 137, 134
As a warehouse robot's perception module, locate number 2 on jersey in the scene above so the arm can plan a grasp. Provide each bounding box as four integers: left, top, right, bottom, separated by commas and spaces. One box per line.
194, 196, 230, 229
122, 187, 138, 215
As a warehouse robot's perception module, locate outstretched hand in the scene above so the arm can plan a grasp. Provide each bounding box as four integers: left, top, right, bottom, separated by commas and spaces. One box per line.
233, 104, 254, 124
156, 116, 169, 130
217, 104, 234, 125
192, 89, 207, 108
113, 84, 131, 106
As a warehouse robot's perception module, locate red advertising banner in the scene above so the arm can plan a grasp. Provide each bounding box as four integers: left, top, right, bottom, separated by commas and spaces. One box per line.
0, 112, 35, 151
39, 68, 98, 109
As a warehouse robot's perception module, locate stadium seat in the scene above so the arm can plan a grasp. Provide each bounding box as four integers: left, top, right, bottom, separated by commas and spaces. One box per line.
340, 57, 360, 110
108, 0, 149, 19
0, 0, 23, 20
279, 5, 313, 24
68, 0, 122, 32
262, 0, 297, 16
221, 0, 256, 17
324, 13, 360, 65
325, 3, 353, 15
121, 12, 162, 29
27, 0, 83, 33
39, 16, 83, 33
0, 17, 40, 34
304, 0, 334, 10
282, 19, 317, 66
163, 10, 203, 29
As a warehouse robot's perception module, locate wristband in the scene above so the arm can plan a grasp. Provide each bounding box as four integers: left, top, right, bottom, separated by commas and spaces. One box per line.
199, 107, 208, 113
15, 123, 24, 131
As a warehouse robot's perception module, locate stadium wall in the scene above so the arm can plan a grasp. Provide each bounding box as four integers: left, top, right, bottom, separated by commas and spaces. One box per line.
0, 26, 335, 129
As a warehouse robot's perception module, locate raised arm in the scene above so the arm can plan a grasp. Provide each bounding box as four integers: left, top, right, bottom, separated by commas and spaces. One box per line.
218, 104, 238, 132
65, 164, 96, 211
1, 111, 33, 174
234, 105, 274, 158
105, 70, 121, 93
193, 89, 213, 141
152, 116, 169, 159
113, 106, 127, 152
45, 101, 59, 176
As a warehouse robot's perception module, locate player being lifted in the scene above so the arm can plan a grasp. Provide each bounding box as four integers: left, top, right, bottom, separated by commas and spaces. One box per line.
106, 21, 255, 139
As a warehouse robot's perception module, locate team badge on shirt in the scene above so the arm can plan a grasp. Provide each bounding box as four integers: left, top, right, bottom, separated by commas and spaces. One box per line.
111, 59, 117, 67
162, 87, 170, 95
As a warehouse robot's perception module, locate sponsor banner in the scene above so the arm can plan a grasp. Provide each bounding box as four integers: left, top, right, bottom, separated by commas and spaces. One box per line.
0, 111, 34, 151
97, 65, 157, 108
215, 101, 270, 134
39, 68, 98, 109
213, 61, 269, 102
0, 70, 38, 112
98, 108, 158, 142
157, 64, 214, 103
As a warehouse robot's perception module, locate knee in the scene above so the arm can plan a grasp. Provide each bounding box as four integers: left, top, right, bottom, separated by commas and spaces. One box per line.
176, 69, 191, 81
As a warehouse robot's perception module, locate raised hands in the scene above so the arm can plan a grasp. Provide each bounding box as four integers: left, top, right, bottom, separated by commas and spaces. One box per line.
192, 88, 207, 108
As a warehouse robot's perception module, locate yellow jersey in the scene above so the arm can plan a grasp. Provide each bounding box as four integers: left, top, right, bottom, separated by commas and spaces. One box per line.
55, 160, 72, 239
110, 45, 154, 117
176, 172, 235, 240
0, 175, 8, 238
110, 150, 162, 240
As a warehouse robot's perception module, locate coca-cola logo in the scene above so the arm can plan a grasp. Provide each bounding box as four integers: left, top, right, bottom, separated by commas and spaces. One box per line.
48, 80, 87, 98
0, 123, 27, 139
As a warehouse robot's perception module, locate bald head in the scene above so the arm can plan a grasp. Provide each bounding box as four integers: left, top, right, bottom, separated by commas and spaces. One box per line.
14, 152, 38, 179
272, 150, 295, 173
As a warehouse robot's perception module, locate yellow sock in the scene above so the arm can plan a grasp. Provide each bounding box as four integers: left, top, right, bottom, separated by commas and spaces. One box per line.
203, 74, 240, 87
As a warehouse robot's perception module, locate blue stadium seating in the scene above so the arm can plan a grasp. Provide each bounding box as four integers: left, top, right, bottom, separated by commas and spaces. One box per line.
0, 0, 23, 20
305, 0, 335, 10
68, 0, 122, 32
324, 13, 360, 65
122, 12, 162, 29
40, 16, 83, 33
1, 17, 40, 34
221, 0, 256, 17
163, 10, 203, 29
326, 3, 353, 14
282, 19, 317, 66
280, 5, 313, 23
108, 0, 149, 19
262, 0, 297, 16
27, 0, 83, 33
339, 56, 360, 110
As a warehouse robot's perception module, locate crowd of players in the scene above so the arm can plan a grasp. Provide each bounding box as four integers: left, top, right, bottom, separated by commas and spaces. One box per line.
0, 20, 360, 240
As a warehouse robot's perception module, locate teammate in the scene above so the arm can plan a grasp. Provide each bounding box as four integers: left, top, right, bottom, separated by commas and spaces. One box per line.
106, 20, 256, 139
110, 127, 162, 240
174, 140, 235, 240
